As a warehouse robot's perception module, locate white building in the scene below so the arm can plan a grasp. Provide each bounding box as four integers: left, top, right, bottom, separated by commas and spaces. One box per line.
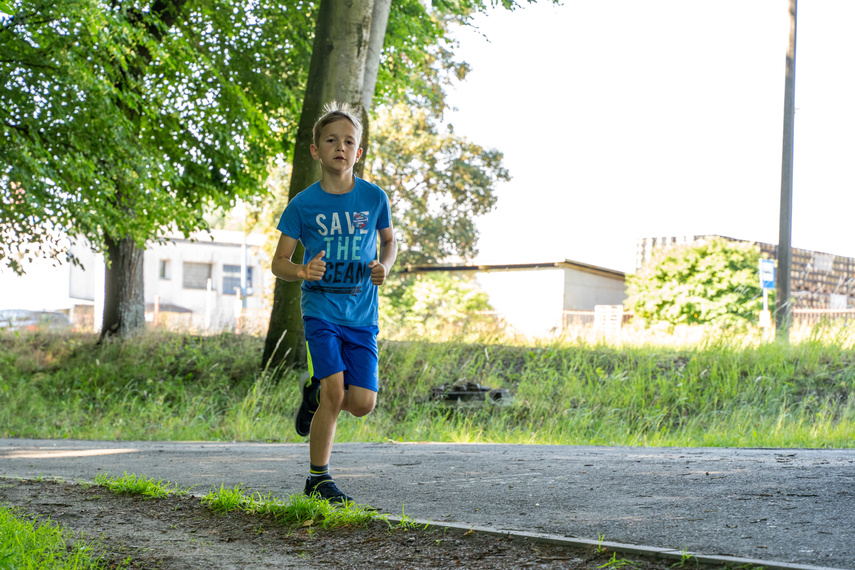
1, 230, 270, 332
400, 260, 627, 335
3, 237, 627, 336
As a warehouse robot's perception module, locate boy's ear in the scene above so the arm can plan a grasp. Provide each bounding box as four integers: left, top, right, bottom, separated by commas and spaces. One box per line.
355, 147, 363, 162
309, 144, 319, 160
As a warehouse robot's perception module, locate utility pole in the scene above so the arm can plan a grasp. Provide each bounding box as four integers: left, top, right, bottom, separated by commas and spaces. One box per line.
776, 0, 798, 341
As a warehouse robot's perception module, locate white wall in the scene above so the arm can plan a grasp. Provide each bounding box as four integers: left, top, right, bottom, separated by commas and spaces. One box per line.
562, 268, 626, 310
476, 269, 565, 336
0, 259, 74, 313
143, 231, 267, 330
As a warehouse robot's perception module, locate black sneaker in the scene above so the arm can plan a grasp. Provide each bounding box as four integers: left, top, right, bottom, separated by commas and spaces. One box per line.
294, 377, 320, 437
305, 475, 354, 505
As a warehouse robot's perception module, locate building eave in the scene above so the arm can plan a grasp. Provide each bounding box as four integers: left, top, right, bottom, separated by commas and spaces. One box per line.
400, 260, 625, 281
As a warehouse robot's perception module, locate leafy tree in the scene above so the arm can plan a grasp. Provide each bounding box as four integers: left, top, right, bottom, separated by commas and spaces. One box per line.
625, 237, 771, 328
0, 0, 313, 336
368, 103, 508, 266
263, 0, 392, 369
0, 0, 547, 345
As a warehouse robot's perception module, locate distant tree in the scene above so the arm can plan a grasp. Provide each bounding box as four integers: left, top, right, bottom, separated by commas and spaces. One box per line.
625, 237, 770, 328
368, 103, 508, 266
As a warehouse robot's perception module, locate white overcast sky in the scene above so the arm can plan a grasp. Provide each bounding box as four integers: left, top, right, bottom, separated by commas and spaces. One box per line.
445, 0, 855, 273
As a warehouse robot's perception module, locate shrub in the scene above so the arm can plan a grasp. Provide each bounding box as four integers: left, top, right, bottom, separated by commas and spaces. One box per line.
625, 237, 771, 328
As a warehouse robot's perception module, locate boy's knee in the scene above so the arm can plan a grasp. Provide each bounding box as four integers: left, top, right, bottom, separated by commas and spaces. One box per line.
319, 380, 346, 408
349, 400, 375, 418
320, 390, 345, 410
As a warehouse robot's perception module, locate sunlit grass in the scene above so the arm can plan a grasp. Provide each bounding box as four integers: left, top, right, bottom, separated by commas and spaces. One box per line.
94, 472, 192, 498
0, 503, 107, 570
2, 324, 854, 447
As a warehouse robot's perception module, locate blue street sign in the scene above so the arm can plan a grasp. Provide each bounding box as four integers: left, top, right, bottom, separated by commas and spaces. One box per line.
759, 259, 776, 290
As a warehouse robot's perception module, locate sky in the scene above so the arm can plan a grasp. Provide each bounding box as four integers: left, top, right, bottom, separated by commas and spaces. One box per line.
444, 0, 855, 274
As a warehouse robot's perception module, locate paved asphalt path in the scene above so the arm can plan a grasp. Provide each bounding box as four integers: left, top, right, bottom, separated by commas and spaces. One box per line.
1, 438, 852, 569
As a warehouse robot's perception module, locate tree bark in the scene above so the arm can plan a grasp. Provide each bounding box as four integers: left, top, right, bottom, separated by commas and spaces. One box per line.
263, 0, 390, 371
101, 234, 146, 340
358, 0, 392, 172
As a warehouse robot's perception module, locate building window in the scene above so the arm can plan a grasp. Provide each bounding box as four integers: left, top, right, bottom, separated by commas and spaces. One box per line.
183, 262, 212, 290
223, 265, 254, 295
159, 259, 171, 280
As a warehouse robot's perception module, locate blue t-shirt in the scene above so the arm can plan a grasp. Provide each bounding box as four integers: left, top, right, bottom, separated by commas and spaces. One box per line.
277, 177, 392, 327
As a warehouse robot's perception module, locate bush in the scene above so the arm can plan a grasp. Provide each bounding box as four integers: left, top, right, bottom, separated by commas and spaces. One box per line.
380, 273, 496, 336
625, 237, 772, 328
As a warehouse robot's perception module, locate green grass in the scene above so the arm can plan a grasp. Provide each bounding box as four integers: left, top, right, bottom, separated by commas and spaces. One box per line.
1, 326, 853, 447
202, 484, 378, 529
0, 504, 106, 570
94, 472, 191, 498
90, 473, 379, 530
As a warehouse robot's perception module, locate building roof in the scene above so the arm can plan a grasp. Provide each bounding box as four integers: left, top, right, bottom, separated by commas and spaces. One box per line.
400, 259, 625, 280
166, 229, 267, 248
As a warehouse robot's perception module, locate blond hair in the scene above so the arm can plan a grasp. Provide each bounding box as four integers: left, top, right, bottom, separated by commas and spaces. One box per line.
312, 101, 363, 147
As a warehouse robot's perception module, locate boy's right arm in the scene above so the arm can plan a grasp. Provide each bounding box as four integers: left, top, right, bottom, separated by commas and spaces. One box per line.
271, 234, 326, 282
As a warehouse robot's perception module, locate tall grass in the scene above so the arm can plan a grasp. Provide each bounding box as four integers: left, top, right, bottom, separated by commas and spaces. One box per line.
1, 325, 853, 447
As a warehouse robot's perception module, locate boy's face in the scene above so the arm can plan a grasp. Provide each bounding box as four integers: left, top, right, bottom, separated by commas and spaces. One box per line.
310, 118, 363, 176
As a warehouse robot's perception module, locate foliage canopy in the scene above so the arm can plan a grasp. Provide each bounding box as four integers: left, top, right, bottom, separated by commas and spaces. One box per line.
0, 0, 314, 273
2, 0, 523, 273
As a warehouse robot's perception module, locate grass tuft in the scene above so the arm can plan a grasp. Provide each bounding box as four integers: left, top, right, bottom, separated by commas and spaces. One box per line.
201, 484, 379, 529
0, 504, 106, 569
94, 472, 191, 498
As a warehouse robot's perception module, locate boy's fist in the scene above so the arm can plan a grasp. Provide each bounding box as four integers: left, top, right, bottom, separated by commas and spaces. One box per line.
368, 260, 387, 285
301, 250, 326, 281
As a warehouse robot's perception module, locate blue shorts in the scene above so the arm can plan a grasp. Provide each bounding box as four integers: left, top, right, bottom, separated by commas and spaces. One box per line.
303, 316, 380, 392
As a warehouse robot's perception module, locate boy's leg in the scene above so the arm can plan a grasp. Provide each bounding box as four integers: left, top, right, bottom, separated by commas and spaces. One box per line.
309, 379, 376, 468
305, 375, 377, 504
302, 319, 380, 504
309, 372, 345, 468
341, 385, 377, 417
305, 371, 355, 504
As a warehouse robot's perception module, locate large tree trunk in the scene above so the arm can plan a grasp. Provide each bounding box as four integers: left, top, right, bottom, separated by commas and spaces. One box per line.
262, 0, 390, 371
101, 234, 146, 339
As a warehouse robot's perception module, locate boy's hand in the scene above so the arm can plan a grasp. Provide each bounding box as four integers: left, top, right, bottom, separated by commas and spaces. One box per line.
300, 251, 326, 281
368, 260, 387, 286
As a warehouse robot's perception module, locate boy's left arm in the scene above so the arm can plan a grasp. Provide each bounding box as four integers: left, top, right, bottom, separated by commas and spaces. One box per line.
368, 226, 397, 286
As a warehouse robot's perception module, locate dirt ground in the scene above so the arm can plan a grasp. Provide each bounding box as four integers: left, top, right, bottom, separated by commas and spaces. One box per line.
0, 478, 714, 570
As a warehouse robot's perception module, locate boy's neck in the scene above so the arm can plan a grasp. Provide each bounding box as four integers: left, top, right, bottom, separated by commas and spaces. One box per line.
319, 172, 357, 195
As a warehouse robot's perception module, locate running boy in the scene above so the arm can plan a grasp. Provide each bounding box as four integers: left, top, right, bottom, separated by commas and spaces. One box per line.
271, 102, 397, 504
